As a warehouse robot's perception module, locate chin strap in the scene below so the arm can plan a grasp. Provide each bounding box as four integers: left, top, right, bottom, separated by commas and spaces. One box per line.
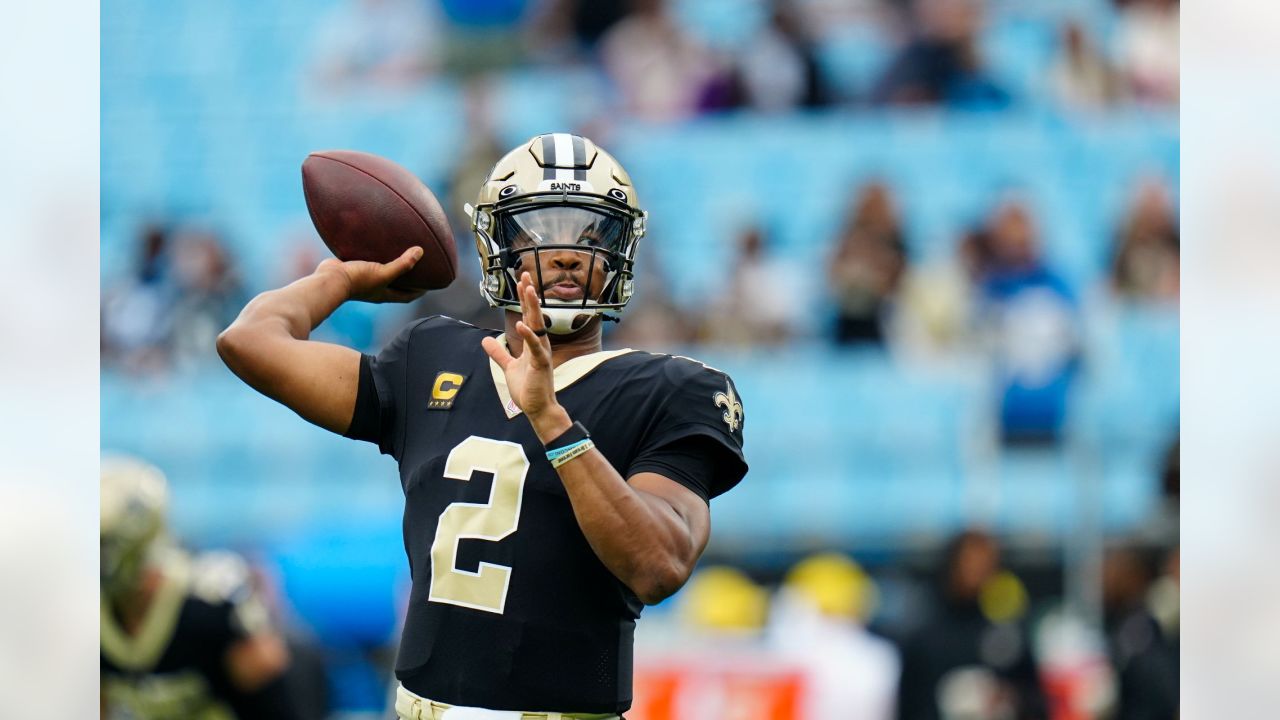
511, 304, 621, 335
541, 306, 596, 335
537, 306, 622, 334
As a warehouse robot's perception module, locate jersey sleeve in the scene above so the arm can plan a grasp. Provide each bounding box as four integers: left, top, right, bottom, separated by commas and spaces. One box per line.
627, 435, 721, 504
628, 360, 748, 500
344, 317, 432, 457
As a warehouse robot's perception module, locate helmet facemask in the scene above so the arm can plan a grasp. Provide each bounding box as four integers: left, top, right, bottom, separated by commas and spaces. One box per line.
471, 191, 645, 334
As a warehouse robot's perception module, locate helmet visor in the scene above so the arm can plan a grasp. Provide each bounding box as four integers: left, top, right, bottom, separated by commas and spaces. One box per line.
496, 205, 629, 256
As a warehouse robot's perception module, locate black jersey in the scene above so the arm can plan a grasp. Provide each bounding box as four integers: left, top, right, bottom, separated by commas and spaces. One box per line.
101, 552, 275, 720
348, 315, 748, 713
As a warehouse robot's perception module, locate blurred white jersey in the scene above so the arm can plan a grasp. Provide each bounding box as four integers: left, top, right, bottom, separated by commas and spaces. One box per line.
767, 590, 900, 720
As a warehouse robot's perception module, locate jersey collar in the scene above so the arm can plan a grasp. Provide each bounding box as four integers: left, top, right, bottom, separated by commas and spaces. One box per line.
488, 334, 636, 419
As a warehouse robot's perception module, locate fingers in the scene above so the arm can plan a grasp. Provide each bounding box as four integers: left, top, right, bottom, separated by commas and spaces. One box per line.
518, 272, 547, 334
515, 321, 551, 368
481, 336, 515, 370
385, 246, 424, 279
516, 272, 535, 323
512, 273, 549, 368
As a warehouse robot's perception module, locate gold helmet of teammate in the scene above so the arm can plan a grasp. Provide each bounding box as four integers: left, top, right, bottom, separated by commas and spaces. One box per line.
679, 565, 768, 632
465, 133, 647, 334
100, 455, 169, 598
784, 552, 879, 622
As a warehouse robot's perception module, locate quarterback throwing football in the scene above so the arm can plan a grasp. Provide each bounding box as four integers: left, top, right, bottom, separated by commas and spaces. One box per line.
218, 134, 747, 718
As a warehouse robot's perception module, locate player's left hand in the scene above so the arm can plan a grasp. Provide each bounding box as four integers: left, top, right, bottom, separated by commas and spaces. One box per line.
481, 273, 566, 437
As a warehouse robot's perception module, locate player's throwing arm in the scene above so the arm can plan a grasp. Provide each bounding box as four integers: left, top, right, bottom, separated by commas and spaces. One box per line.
216, 248, 426, 434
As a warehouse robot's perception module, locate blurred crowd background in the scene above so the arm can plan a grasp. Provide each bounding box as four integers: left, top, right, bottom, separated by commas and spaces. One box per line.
101, 0, 1178, 717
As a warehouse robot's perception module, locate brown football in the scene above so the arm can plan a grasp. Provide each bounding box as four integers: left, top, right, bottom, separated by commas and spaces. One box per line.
302, 150, 457, 291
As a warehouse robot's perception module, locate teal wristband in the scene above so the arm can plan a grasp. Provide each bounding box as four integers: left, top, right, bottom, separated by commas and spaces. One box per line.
546, 438, 592, 462
547, 439, 595, 468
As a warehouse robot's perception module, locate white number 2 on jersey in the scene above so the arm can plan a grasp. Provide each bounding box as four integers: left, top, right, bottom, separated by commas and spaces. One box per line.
427, 436, 529, 614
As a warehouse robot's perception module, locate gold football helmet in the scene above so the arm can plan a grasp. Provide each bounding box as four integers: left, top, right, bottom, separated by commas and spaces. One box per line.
100, 455, 169, 597
465, 133, 647, 334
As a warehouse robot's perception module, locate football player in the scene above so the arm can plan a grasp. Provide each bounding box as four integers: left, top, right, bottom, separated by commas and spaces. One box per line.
100, 456, 305, 719
217, 133, 748, 718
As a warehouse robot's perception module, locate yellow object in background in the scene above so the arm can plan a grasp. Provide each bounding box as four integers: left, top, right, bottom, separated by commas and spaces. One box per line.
979, 570, 1029, 623
783, 552, 878, 622
679, 566, 768, 632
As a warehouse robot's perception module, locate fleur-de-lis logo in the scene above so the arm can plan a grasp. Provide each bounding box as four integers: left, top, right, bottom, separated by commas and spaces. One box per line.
713, 381, 743, 433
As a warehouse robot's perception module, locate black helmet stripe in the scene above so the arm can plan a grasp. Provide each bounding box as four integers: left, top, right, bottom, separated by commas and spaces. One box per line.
542, 135, 556, 180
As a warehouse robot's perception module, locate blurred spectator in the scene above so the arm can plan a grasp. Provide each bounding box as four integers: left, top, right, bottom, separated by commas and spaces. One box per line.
1147, 546, 1179, 659
769, 553, 899, 719
891, 260, 974, 359
101, 224, 177, 373
605, 300, 691, 351
700, 226, 798, 346
1101, 545, 1178, 719
967, 199, 1079, 445
1110, 176, 1179, 302
1113, 0, 1179, 105
1160, 434, 1178, 504
279, 231, 329, 286
896, 530, 1046, 720
310, 0, 440, 92
169, 228, 246, 368
729, 0, 831, 112
408, 84, 507, 333
566, 0, 630, 50
605, 272, 698, 352
872, 0, 1010, 109
438, 0, 532, 75
1048, 20, 1122, 110
445, 80, 506, 237
828, 181, 908, 345
599, 0, 717, 121
1130, 431, 1181, 543
525, 0, 631, 58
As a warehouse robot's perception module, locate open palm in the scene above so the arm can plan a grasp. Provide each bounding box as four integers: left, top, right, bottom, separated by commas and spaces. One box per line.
481, 273, 558, 420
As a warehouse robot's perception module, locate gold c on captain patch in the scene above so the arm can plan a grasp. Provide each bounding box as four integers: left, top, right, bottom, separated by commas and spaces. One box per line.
428, 372, 466, 410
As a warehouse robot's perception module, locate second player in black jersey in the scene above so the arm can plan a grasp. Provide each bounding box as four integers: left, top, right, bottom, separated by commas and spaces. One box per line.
100, 457, 305, 720
219, 133, 748, 717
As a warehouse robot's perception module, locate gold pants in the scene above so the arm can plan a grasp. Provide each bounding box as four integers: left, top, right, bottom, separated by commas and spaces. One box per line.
394, 685, 620, 720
